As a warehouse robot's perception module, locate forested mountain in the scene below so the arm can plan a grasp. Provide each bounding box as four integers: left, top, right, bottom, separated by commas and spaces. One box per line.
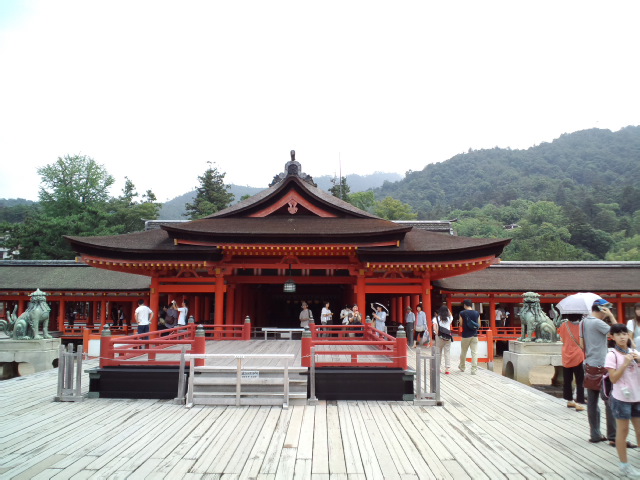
375, 127, 640, 219
371, 127, 640, 261
158, 172, 401, 219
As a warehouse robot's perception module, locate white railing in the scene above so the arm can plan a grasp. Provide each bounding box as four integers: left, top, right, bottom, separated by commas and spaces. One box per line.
414, 347, 443, 406
54, 344, 84, 402
178, 353, 296, 408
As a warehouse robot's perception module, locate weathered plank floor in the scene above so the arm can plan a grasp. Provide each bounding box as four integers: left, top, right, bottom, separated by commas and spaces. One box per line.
0, 340, 633, 479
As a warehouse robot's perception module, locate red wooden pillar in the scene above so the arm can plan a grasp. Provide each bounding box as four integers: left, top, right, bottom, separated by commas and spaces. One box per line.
402, 296, 410, 322
193, 295, 200, 323
150, 277, 160, 331
616, 295, 625, 324
99, 299, 107, 331
395, 296, 402, 326
421, 276, 432, 330
412, 295, 420, 309
18, 299, 25, 315
214, 273, 225, 328
489, 295, 496, 334
226, 284, 236, 325
356, 271, 366, 312
57, 299, 65, 332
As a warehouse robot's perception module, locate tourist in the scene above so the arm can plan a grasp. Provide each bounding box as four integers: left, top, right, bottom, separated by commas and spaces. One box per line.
458, 299, 480, 374
340, 305, 352, 325
405, 306, 415, 348
351, 309, 364, 338
164, 302, 178, 334
157, 305, 167, 332
415, 304, 429, 347
433, 305, 454, 374
496, 304, 506, 327
373, 305, 387, 332
581, 298, 630, 447
605, 323, 640, 478
134, 298, 153, 343
299, 302, 313, 329
557, 313, 586, 411
321, 302, 332, 337
177, 299, 189, 326
626, 303, 640, 348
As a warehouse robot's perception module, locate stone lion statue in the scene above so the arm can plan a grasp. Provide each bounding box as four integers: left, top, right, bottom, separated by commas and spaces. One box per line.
0, 288, 51, 340
519, 291, 559, 343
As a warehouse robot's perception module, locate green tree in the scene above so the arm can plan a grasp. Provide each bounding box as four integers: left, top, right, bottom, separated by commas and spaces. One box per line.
347, 191, 375, 212
185, 163, 234, 219
2, 155, 160, 259
108, 177, 161, 233
38, 154, 114, 216
606, 235, 640, 261
373, 197, 418, 220
329, 176, 351, 201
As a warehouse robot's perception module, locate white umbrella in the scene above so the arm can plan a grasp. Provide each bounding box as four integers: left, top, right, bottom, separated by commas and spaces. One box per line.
370, 302, 389, 314
556, 292, 604, 315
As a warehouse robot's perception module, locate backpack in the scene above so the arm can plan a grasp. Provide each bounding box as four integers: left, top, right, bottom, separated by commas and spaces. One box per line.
600, 352, 617, 400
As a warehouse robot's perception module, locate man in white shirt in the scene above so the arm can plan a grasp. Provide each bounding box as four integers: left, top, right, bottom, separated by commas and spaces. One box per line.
177, 300, 189, 326
134, 298, 153, 342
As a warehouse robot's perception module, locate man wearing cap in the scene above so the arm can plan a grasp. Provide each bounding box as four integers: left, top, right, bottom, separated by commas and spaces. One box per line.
581, 299, 636, 447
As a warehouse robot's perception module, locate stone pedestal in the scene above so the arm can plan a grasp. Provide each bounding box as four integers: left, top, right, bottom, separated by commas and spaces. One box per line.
0, 338, 61, 378
502, 340, 563, 386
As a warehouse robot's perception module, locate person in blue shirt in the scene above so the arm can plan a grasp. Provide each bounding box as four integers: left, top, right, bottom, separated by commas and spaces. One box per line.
458, 299, 480, 374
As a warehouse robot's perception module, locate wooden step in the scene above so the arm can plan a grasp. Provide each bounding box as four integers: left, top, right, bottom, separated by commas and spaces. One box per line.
193, 377, 307, 386
194, 366, 307, 374
193, 392, 307, 398
189, 396, 308, 406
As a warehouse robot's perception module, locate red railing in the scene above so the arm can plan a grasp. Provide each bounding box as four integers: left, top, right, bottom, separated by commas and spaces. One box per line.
452, 330, 495, 364
302, 323, 408, 369
98, 320, 252, 367
99, 324, 204, 367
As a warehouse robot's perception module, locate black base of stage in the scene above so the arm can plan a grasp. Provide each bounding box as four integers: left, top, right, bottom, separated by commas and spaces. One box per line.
88, 366, 415, 401
311, 367, 415, 401
88, 366, 189, 399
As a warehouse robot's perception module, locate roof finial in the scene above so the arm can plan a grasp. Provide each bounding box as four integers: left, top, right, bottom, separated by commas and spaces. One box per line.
290, 150, 295, 161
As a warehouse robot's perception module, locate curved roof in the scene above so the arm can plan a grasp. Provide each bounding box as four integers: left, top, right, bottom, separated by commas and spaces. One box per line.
435, 261, 640, 293
65, 158, 510, 264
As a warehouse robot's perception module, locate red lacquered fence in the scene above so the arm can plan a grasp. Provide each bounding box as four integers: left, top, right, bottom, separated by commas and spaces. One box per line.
98, 320, 252, 368
301, 323, 408, 369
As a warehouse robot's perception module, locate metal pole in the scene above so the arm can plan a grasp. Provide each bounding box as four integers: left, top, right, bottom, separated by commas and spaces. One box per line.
175, 344, 187, 404
236, 357, 242, 407
75, 345, 83, 398
309, 346, 318, 405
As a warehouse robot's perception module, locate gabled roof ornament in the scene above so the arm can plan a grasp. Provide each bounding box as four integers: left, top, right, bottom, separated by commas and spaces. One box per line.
269, 150, 317, 187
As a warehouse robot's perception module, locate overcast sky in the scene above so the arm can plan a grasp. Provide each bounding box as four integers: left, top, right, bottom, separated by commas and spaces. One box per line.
1, 0, 639, 202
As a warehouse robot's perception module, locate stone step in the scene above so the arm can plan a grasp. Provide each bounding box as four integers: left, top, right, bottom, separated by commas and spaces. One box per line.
193, 377, 307, 386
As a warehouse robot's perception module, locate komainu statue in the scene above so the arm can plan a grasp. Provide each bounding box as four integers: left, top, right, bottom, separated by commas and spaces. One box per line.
0, 288, 51, 340
519, 291, 559, 343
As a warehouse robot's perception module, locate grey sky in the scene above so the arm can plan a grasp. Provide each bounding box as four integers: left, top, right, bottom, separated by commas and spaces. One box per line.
1, 0, 639, 201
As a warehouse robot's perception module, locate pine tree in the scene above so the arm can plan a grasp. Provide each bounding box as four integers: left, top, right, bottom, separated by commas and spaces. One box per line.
185, 162, 234, 219
329, 175, 350, 201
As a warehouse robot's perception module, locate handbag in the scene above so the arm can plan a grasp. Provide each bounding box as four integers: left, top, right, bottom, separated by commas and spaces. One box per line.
581, 319, 606, 391
415, 324, 425, 332
584, 364, 607, 391
437, 327, 453, 341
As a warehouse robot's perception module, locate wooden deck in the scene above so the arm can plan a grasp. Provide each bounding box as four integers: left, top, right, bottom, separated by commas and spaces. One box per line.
0, 340, 632, 479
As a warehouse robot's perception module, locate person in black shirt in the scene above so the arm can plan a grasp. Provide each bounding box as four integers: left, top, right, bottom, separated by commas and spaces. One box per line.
458, 299, 480, 375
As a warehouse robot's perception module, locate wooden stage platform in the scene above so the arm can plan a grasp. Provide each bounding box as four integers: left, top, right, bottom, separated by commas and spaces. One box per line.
0, 340, 633, 479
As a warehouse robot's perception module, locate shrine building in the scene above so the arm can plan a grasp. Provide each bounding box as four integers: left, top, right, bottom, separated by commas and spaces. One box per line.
60, 155, 511, 333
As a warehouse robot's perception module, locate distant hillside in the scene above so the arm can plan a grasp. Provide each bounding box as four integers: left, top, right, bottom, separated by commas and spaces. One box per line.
159, 172, 401, 219
374, 126, 640, 218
